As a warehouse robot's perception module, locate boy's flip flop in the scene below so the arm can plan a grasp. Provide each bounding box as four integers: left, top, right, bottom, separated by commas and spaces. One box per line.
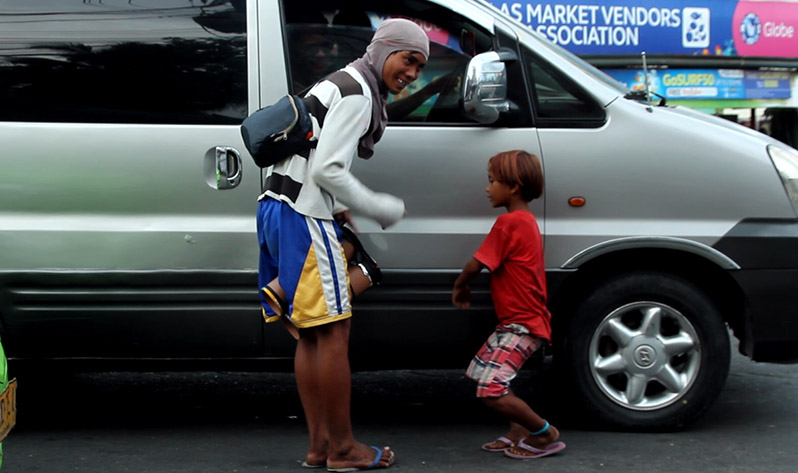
504, 440, 566, 459
326, 446, 394, 472
481, 436, 515, 452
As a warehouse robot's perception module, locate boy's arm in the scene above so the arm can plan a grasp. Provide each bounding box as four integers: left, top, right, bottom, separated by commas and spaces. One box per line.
452, 257, 486, 309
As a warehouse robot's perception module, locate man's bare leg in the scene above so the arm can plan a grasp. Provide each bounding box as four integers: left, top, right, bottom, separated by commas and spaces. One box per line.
295, 329, 328, 466
315, 319, 394, 470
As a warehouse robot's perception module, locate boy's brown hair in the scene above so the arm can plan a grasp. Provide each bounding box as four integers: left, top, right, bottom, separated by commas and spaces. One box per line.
488, 150, 544, 202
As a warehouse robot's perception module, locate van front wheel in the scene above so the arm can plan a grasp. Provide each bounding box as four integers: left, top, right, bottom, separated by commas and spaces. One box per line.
563, 271, 730, 431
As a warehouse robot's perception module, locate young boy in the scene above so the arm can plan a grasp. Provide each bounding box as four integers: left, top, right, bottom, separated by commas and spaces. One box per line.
452, 150, 566, 459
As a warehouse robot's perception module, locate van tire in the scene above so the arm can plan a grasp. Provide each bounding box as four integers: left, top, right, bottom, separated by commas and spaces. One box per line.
562, 271, 730, 431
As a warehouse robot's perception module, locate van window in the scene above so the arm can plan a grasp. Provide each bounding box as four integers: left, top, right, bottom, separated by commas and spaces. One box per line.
524, 49, 606, 128
283, 2, 492, 125
0, 1, 247, 125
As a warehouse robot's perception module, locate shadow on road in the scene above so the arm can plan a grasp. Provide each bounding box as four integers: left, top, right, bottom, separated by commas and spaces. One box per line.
11, 348, 798, 435
10, 362, 562, 431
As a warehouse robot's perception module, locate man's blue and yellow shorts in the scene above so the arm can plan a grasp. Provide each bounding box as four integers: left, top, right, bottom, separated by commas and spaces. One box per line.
257, 198, 351, 330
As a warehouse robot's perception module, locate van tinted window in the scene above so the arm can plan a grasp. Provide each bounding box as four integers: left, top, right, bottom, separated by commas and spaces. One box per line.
524, 49, 606, 128
283, 2, 492, 125
0, 1, 247, 125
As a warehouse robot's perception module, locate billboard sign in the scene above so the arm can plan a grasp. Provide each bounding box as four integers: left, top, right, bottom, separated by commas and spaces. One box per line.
487, 0, 798, 58
605, 68, 792, 99
733, 1, 798, 58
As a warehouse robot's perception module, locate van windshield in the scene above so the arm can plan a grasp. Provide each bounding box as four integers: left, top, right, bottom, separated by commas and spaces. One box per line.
519, 27, 629, 96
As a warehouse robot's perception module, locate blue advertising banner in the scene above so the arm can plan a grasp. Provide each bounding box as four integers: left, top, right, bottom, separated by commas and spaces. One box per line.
487, 0, 737, 55
743, 71, 793, 99
604, 68, 791, 99
487, 1, 798, 59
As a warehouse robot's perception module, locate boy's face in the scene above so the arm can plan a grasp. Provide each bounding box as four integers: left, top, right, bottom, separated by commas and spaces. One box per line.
486, 169, 514, 208
382, 50, 427, 94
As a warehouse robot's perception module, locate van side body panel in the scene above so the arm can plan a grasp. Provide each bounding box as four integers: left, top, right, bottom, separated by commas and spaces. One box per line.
1, 0, 798, 372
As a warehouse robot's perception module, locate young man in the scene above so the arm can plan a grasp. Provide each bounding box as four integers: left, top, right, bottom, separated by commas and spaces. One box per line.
256, 19, 429, 471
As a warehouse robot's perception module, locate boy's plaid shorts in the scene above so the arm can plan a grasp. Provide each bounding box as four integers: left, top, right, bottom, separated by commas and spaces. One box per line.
465, 327, 543, 398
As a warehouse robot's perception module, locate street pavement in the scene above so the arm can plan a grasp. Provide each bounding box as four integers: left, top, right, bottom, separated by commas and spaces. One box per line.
3, 338, 798, 473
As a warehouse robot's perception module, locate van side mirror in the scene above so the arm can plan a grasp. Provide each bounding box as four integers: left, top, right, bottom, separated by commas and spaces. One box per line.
462, 48, 517, 124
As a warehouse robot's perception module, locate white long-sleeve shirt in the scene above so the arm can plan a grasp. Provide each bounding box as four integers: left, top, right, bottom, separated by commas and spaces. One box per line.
259, 66, 404, 229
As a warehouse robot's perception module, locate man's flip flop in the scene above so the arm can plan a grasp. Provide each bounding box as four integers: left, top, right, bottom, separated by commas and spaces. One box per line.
262, 285, 289, 316
326, 446, 394, 472
504, 440, 566, 459
481, 436, 515, 452
261, 286, 299, 339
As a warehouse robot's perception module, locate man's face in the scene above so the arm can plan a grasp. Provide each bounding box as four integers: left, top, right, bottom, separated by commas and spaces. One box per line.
382, 50, 427, 94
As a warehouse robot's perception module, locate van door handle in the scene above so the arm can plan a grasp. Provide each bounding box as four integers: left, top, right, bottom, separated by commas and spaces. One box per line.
204, 146, 242, 190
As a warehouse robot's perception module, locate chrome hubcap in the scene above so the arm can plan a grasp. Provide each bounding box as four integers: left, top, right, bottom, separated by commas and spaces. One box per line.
589, 302, 701, 411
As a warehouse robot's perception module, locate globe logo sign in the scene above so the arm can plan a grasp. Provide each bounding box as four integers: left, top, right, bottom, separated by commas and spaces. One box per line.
740, 12, 762, 45
683, 8, 710, 48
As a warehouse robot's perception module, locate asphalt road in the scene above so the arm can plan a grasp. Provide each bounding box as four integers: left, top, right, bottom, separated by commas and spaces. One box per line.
3, 339, 798, 473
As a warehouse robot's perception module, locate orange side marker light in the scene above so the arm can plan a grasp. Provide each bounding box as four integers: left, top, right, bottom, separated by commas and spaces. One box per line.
569, 196, 586, 207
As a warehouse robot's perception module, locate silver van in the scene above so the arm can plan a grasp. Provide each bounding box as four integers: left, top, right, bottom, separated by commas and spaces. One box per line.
2, 0, 798, 431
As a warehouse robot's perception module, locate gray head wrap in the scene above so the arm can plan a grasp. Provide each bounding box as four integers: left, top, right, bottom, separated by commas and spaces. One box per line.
349, 18, 430, 158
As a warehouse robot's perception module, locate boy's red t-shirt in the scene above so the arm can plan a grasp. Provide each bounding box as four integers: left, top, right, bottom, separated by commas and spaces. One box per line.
473, 210, 551, 342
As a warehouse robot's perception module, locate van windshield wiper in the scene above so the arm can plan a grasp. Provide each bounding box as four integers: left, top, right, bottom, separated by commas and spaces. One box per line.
624, 89, 667, 106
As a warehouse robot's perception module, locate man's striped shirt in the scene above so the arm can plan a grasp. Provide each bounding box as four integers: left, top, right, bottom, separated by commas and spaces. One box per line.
260, 66, 404, 228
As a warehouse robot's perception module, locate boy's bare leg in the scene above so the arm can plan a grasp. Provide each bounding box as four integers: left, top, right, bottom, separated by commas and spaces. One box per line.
482, 389, 557, 441
482, 389, 561, 456
307, 319, 394, 470
522, 423, 560, 449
